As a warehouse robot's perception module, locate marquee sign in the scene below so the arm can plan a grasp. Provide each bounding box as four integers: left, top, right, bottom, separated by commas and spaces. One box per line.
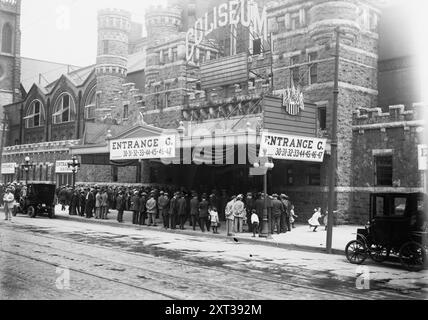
186, 0, 268, 62
260, 132, 327, 163
110, 135, 176, 161
1, 163, 16, 175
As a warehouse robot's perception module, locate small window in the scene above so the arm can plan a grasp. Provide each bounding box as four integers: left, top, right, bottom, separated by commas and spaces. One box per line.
375, 156, 393, 186
308, 165, 321, 186
286, 167, 294, 186
172, 48, 178, 61
375, 196, 385, 217
253, 38, 262, 55
394, 198, 407, 216
309, 53, 318, 85
123, 105, 129, 119
291, 16, 300, 30
1, 23, 13, 54
291, 55, 300, 85
318, 107, 327, 131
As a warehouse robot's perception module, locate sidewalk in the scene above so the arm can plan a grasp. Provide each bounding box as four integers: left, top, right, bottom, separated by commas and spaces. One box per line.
54, 205, 362, 255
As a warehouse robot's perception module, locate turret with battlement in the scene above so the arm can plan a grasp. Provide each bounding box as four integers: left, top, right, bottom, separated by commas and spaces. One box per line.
145, 5, 182, 42
96, 8, 131, 119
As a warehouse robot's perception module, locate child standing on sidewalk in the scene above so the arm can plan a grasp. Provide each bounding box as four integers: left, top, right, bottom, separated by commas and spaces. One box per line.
209, 207, 220, 234
251, 210, 260, 237
289, 205, 298, 229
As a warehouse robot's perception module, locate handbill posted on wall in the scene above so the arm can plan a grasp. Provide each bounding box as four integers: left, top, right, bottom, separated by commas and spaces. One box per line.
1, 163, 16, 175
260, 132, 327, 163
110, 135, 176, 161
56, 161, 74, 174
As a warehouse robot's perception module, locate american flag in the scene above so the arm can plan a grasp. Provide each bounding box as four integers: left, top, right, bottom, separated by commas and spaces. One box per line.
282, 80, 304, 116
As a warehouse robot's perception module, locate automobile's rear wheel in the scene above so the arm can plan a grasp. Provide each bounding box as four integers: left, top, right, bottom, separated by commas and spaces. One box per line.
399, 242, 426, 272
27, 206, 36, 218
346, 240, 368, 265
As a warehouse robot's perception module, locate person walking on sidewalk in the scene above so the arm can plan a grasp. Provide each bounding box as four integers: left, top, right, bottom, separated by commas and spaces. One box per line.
225, 196, 236, 237
146, 193, 158, 227
79, 190, 86, 217
289, 205, 298, 229
3, 188, 15, 222
116, 191, 125, 223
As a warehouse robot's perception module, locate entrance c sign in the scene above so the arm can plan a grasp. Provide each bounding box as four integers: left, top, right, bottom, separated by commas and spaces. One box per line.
260, 132, 327, 163
110, 135, 176, 161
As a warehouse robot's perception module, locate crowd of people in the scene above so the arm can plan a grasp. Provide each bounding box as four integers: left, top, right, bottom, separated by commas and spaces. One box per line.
53, 184, 299, 237
1, 182, 335, 235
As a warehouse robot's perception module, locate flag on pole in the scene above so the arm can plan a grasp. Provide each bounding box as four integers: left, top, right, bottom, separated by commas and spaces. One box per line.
282, 77, 304, 116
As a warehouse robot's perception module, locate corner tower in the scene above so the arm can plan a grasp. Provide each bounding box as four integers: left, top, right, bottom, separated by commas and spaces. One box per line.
96, 8, 131, 119
0, 0, 21, 107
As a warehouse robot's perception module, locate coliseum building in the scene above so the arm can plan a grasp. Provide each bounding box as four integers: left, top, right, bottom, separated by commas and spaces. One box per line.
0, 0, 425, 224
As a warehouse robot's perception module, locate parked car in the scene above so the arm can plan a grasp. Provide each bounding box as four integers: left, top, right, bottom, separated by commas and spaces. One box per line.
345, 193, 427, 271
13, 183, 57, 219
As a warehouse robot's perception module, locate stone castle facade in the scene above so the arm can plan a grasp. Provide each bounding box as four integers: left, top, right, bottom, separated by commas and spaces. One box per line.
1, 0, 425, 224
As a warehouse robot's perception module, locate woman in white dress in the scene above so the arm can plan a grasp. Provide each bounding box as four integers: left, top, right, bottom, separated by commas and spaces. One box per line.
308, 207, 322, 232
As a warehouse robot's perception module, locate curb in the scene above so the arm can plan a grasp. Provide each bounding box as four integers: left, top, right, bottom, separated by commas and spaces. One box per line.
56, 214, 346, 256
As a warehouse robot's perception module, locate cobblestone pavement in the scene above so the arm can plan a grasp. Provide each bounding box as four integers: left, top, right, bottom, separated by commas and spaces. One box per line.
0, 216, 426, 300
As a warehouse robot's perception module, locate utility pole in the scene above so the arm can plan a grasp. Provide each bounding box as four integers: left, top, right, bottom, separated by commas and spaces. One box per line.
327, 28, 341, 254
0, 111, 8, 182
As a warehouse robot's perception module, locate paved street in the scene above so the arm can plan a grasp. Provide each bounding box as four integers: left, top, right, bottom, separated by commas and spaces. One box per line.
0, 213, 427, 300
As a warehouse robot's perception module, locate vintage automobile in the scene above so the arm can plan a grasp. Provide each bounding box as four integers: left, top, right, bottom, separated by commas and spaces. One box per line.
345, 193, 427, 271
13, 183, 57, 219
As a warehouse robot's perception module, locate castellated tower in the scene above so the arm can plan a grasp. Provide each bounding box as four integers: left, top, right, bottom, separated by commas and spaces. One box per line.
145, 5, 182, 41
96, 8, 131, 119
307, 0, 380, 222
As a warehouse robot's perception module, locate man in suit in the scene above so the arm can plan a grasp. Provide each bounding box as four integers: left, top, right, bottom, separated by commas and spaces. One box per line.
169, 192, 178, 230
158, 192, 170, 229
177, 193, 187, 230
190, 193, 199, 231
85, 188, 95, 219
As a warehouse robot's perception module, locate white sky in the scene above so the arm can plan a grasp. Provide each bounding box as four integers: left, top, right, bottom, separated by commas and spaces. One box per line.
21, 0, 166, 67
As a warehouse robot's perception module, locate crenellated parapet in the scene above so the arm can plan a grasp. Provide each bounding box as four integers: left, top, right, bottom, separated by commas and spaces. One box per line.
352, 103, 427, 133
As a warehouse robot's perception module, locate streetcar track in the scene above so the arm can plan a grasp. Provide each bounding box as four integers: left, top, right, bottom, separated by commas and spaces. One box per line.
0, 224, 389, 300
1, 222, 422, 300
0, 248, 182, 300
1, 238, 304, 300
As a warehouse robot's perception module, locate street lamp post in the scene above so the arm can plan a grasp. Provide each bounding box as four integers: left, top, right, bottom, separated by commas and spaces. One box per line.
254, 157, 274, 238
22, 156, 34, 186
68, 156, 81, 190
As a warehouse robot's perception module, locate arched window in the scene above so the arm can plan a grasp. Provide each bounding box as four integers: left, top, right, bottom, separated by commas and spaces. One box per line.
84, 87, 97, 120
25, 100, 46, 128
53, 93, 76, 124
1, 23, 13, 54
